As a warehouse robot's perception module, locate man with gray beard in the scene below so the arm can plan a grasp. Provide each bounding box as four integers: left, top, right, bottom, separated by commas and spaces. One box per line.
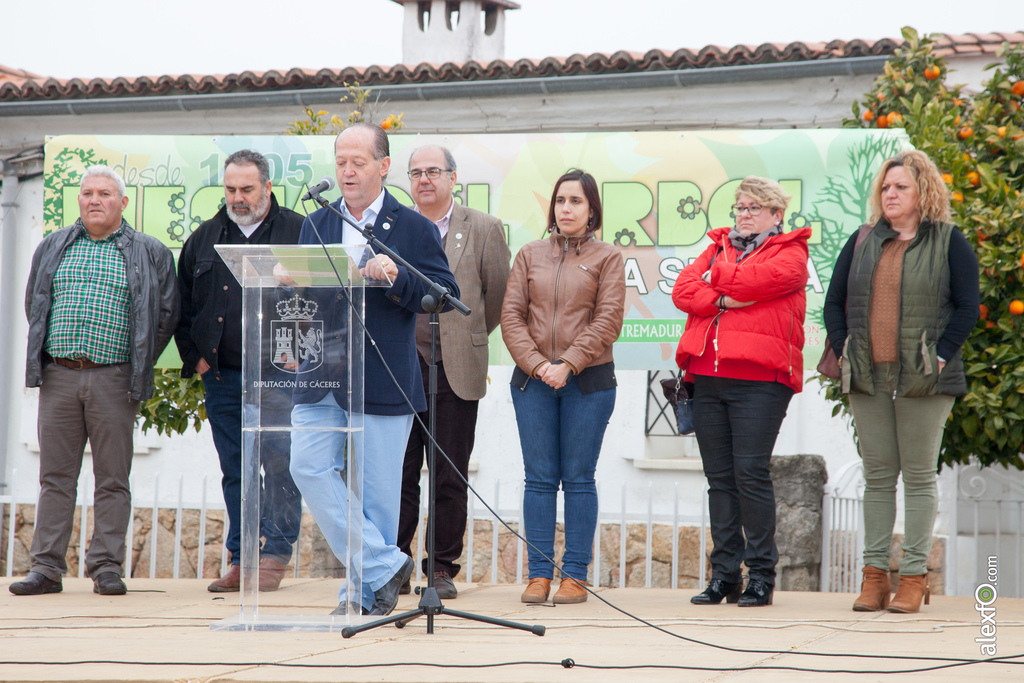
174, 149, 304, 592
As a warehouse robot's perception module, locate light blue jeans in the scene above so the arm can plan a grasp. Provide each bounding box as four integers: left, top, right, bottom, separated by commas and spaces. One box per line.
511, 374, 615, 581
289, 393, 413, 610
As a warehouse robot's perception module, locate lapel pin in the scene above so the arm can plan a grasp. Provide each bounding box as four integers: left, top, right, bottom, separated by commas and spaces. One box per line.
455, 232, 463, 239
382, 222, 391, 230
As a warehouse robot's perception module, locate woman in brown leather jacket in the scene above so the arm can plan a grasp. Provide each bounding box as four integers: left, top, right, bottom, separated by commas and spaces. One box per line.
501, 169, 625, 605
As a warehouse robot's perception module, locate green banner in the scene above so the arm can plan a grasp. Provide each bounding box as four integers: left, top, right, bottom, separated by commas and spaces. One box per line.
43, 131, 911, 370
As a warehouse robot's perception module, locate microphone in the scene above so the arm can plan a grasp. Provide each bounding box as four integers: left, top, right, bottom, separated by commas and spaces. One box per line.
302, 176, 336, 201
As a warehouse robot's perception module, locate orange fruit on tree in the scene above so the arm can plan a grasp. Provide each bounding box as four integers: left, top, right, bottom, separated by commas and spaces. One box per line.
863, 110, 875, 122
888, 112, 903, 126
952, 191, 964, 203
1010, 300, 1024, 316
977, 230, 989, 242
979, 304, 989, 319
941, 173, 953, 184
1012, 133, 1024, 141
986, 320, 996, 328
924, 65, 941, 80
959, 126, 974, 139
954, 115, 961, 126
380, 118, 392, 130
967, 171, 980, 187
999, 126, 1007, 137
1012, 81, 1024, 96
878, 114, 890, 129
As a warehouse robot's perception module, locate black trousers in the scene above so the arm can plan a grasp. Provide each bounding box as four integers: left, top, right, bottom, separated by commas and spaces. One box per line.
397, 359, 479, 579
692, 375, 793, 585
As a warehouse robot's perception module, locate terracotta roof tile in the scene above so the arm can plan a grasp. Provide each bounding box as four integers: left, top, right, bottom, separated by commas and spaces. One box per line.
1, 32, 1022, 103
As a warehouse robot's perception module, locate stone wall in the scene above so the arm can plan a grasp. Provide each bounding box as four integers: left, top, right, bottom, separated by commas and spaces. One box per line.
0, 455, 943, 590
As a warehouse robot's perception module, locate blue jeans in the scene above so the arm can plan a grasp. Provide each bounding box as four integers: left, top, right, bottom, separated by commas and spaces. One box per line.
510, 374, 615, 581
692, 375, 793, 585
202, 368, 301, 564
289, 393, 413, 610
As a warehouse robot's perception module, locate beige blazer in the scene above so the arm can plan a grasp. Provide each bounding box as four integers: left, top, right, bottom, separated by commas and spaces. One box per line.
435, 203, 511, 400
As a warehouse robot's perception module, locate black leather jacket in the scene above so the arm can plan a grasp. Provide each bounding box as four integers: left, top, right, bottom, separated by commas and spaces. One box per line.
25, 220, 179, 401
174, 195, 303, 378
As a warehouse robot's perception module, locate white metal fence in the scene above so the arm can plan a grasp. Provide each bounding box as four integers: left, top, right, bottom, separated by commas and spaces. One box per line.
6, 463, 1021, 596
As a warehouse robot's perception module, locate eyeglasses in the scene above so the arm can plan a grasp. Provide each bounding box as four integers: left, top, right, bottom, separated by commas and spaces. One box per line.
731, 204, 764, 216
407, 167, 451, 181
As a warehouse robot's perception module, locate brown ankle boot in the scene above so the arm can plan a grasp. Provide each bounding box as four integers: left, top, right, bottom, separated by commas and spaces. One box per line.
521, 577, 551, 603
258, 557, 289, 592
553, 577, 589, 604
852, 566, 892, 611
888, 574, 930, 613
208, 564, 240, 593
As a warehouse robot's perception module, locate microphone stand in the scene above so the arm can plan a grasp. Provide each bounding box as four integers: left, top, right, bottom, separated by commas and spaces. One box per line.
306, 190, 545, 639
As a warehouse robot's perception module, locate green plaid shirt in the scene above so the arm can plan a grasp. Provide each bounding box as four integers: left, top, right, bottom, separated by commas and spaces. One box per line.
44, 221, 132, 364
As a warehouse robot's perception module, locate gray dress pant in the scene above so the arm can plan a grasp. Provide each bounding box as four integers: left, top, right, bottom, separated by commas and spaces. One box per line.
30, 362, 140, 580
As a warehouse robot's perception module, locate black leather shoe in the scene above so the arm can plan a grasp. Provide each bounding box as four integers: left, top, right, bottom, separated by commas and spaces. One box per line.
92, 572, 127, 595
369, 556, 414, 616
330, 601, 369, 616
433, 570, 458, 600
399, 576, 412, 595
9, 571, 62, 596
738, 578, 773, 607
690, 579, 741, 605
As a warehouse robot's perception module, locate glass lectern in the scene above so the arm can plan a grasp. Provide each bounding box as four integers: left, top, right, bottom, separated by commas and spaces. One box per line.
210, 244, 382, 631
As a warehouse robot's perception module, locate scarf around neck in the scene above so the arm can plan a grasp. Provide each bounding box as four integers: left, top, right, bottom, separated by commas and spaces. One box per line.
729, 223, 783, 260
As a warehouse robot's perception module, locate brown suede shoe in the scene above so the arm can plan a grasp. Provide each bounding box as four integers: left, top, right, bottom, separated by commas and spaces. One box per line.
258, 557, 289, 592
888, 574, 930, 613
521, 577, 551, 603
552, 577, 588, 604
852, 566, 892, 611
208, 564, 240, 593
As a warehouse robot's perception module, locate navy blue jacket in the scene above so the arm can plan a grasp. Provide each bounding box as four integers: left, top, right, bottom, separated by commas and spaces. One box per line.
294, 189, 458, 415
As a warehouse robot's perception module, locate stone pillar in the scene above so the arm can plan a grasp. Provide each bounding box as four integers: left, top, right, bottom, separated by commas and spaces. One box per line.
771, 454, 828, 591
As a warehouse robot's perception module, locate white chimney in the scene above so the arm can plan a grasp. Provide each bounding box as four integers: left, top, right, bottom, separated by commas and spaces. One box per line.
391, 0, 520, 65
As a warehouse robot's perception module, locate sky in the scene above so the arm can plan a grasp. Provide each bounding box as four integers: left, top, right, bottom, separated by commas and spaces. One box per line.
2, 0, 1022, 80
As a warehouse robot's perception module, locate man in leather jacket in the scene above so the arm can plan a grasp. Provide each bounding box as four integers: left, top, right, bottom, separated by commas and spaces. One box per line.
174, 149, 303, 592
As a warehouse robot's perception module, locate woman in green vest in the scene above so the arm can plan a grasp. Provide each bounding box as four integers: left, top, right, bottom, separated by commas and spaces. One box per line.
823, 150, 979, 613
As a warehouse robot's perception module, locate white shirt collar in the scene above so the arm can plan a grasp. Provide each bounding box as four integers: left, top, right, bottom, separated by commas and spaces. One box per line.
414, 197, 454, 239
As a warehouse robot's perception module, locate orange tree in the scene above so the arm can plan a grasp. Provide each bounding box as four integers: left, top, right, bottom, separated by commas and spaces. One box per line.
834, 27, 1024, 470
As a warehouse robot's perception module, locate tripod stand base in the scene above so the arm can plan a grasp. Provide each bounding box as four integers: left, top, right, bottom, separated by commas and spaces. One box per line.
340, 587, 546, 638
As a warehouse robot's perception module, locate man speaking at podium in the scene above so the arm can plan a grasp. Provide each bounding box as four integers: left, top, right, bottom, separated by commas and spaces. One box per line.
289, 123, 459, 616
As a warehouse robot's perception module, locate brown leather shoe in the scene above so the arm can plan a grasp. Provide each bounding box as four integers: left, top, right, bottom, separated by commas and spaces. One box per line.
433, 570, 458, 600
888, 574, 930, 613
521, 577, 551, 603
852, 566, 892, 611
258, 557, 289, 592
208, 564, 240, 592
552, 577, 588, 604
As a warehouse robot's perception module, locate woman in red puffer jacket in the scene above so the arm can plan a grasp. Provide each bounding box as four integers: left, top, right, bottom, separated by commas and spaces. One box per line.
672, 176, 810, 608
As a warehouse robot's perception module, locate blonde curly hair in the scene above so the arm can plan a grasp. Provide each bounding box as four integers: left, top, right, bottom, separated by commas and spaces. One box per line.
868, 150, 951, 225
734, 176, 792, 213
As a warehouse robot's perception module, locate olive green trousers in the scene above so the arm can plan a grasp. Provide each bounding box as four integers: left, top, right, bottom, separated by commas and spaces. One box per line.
848, 363, 955, 576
